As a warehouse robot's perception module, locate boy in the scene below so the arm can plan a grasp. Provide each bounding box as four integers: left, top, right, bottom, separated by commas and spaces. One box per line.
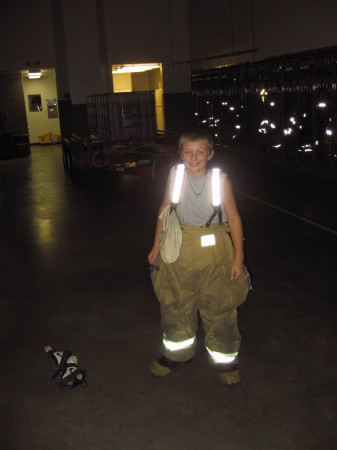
148, 128, 250, 385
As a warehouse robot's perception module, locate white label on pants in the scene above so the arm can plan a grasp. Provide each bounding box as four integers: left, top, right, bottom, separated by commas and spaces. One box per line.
201, 234, 216, 247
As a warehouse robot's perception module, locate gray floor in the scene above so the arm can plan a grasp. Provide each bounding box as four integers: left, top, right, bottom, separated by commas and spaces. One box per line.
0, 143, 336, 450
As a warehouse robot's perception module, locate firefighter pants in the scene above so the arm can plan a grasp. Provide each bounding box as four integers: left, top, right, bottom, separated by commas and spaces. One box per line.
151, 223, 250, 362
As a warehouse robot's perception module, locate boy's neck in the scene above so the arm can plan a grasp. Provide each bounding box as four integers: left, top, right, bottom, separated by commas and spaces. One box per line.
186, 168, 207, 178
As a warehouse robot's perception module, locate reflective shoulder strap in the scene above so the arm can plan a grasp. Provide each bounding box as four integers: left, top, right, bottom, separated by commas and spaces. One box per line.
211, 168, 221, 207
205, 168, 222, 227
171, 164, 185, 206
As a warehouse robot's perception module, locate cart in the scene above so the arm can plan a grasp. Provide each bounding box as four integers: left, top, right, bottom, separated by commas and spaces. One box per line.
62, 91, 179, 178
62, 130, 179, 179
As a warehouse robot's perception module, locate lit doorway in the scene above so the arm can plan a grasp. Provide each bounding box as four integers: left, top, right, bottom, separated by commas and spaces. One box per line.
21, 68, 61, 144
112, 63, 164, 131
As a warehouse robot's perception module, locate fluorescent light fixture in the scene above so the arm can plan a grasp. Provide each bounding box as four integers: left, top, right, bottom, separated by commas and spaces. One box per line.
112, 64, 160, 74
28, 70, 41, 79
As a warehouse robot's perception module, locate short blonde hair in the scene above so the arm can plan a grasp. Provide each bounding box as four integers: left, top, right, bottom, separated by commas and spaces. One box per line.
178, 128, 213, 154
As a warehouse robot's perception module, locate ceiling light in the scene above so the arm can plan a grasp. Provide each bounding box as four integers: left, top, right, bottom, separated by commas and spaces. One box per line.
112, 64, 160, 74
28, 70, 42, 79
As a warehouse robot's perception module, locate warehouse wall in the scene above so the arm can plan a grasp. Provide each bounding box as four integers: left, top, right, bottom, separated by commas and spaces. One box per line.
0, 0, 55, 72
61, 0, 103, 104
1, 0, 337, 89
188, 0, 337, 70
1, 0, 337, 136
254, 0, 337, 58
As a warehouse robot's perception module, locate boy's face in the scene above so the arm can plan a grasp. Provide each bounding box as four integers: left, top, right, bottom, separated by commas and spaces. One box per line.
180, 139, 214, 177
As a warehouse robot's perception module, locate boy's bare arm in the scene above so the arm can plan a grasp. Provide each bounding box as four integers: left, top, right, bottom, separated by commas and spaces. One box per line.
223, 177, 245, 279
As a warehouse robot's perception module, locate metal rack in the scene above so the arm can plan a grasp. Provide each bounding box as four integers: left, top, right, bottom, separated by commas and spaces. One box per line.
192, 46, 337, 171
87, 91, 157, 146
63, 92, 178, 179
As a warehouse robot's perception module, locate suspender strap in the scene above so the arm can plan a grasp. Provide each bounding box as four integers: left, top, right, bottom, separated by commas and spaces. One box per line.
205, 206, 222, 228
170, 202, 178, 213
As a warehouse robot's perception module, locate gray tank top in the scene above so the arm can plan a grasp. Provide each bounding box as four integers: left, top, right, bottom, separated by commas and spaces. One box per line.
168, 165, 228, 226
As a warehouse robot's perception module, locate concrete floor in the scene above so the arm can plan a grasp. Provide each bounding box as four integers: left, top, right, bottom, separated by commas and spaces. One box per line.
0, 143, 336, 450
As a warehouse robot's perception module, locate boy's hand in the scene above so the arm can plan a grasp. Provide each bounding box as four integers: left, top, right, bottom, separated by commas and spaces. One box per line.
230, 260, 245, 280
148, 246, 159, 265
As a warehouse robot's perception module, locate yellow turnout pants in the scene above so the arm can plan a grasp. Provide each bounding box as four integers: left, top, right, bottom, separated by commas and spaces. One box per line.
151, 223, 250, 362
